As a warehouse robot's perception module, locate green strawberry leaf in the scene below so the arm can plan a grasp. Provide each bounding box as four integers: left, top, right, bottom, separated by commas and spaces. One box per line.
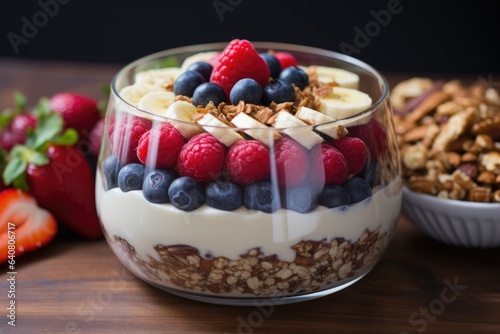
2, 157, 28, 189
0, 109, 16, 129
52, 128, 78, 146
29, 111, 64, 150
13, 91, 27, 113
0, 148, 6, 171
32, 97, 52, 119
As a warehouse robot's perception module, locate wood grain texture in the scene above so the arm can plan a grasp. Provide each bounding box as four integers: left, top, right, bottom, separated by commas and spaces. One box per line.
1, 59, 499, 334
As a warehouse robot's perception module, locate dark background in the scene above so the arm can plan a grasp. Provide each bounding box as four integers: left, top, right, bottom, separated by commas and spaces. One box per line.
1, 0, 499, 76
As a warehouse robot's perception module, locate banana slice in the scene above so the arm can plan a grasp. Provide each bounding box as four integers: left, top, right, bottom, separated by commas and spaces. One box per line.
295, 106, 348, 139
230, 112, 281, 147
180, 51, 220, 71
196, 113, 244, 147
165, 101, 204, 139
137, 91, 176, 116
272, 111, 324, 149
318, 87, 372, 123
303, 65, 359, 89
135, 67, 182, 91
119, 85, 150, 107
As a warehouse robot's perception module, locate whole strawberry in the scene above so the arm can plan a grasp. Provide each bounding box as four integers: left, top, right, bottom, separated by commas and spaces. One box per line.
26, 144, 102, 239
0, 114, 37, 152
2, 109, 103, 239
49, 92, 101, 142
210, 39, 270, 99
0, 92, 37, 152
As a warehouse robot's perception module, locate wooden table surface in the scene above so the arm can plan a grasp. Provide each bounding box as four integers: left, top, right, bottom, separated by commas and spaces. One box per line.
1, 59, 499, 334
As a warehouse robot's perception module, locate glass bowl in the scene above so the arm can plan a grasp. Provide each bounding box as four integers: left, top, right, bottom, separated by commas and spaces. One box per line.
95, 41, 403, 306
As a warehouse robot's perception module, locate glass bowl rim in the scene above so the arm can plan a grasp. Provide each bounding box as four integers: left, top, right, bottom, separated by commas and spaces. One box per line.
110, 41, 391, 130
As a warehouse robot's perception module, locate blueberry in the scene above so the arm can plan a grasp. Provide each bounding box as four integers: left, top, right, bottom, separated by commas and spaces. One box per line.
193, 82, 226, 107
103, 155, 122, 190
281, 185, 317, 213
229, 78, 263, 105
244, 180, 281, 213
262, 79, 296, 105
118, 163, 145, 192
318, 184, 350, 209
168, 176, 205, 211
143, 169, 176, 203
173, 70, 206, 97
344, 177, 372, 204
205, 178, 243, 211
259, 53, 281, 78
278, 66, 309, 90
187, 61, 213, 81
360, 159, 378, 186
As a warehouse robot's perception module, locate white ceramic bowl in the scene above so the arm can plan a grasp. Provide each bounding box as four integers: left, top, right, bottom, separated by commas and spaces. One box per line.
402, 186, 500, 248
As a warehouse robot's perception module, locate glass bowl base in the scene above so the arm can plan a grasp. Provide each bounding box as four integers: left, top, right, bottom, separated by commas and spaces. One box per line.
141, 273, 367, 306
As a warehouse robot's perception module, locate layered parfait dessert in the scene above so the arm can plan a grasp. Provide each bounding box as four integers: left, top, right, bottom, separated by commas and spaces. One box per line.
96, 40, 402, 304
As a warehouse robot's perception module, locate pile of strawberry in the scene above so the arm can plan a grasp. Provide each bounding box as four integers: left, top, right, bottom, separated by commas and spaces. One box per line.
0, 91, 105, 263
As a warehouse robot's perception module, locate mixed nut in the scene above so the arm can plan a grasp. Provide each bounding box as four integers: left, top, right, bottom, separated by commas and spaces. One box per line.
391, 77, 500, 203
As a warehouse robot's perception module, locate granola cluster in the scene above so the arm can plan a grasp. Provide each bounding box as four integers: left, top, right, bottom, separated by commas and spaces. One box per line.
113, 228, 391, 297
392, 77, 500, 202
172, 65, 343, 129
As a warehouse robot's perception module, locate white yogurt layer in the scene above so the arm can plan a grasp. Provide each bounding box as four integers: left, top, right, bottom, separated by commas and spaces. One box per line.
96, 173, 402, 263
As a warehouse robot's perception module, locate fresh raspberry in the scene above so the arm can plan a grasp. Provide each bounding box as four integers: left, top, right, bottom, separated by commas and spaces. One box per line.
109, 114, 151, 164
273, 52, 298, 69
137, 123, 185, 169
177, 133, 226, 182
347, 119, 387, 159
274, 137, 308, 188
304, 143, 326, 194
320, 143, 348, 185
331, 136, 367, 175
210, 39, 271, 100
225, 140, 270, 185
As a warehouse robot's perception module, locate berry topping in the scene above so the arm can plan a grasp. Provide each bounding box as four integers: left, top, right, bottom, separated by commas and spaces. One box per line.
168, 176, 205, 211
186, 61, 213, 81
318, 184, 350, 208
347, 118, 387, 159
118, 163, 145, 192
320, 143, 349, 185
137, 123, 185, 169
225, 140, 270, 185
262, 79, 296, 105
205, 177, 243, 211
278, 66, 309, 90
259, 52, 282, 78
273, 52, 298, 69
103, 154, 122, 190
229, 78, 263, 105
177, 133, 226, 182
244, 180, 280, 213
109, 114, 152, 164
143, 168, 176, 203
173, 70, 206, 97
281, 185, 317, 213
193, 82, 226, 107
210, 39, 270, 99
331, 136, 367, 175
344, 176, 372, 203
274, 137, 308, 188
